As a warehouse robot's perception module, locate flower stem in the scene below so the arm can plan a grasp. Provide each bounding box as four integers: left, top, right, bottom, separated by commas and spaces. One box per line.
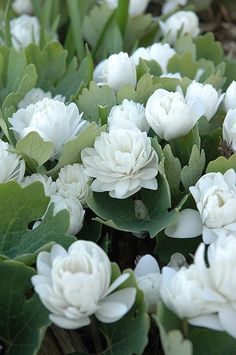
90, 316, 103, 353
182, 319, 189, 338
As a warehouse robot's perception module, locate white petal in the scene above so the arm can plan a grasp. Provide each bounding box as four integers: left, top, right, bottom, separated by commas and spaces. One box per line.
96, 288, 136, 323
165, 209, 202, 238
50, 314, 91, 329
50, 244, 68, 263
104, 273, 130, 297
134, 255, 160, 277
189, 314, 224, 331
219, 306, 236, 338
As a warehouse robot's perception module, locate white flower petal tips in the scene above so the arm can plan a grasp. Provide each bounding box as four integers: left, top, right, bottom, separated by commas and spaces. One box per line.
81, 129, 159, 199
32, 240, 136, 329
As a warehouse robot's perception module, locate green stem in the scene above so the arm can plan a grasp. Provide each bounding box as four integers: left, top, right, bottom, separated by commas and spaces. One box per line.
182, 318, 189, 338
66, 0, 85, 62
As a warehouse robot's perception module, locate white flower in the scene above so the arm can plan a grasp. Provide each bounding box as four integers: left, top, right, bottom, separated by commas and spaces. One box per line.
134, 255, 161, 313
160, 11, 200, 44
50, 195, 85, 235
165, 169, 236, 244
0, 140, 25, 182
9, 98, 86, 160
131, 43, 176, 74
93, 52, 137, 91
10, 15, 40, 49
224, 81, 236, 111
108, 99, 149, 132
104, 0, 150, 17
162, 0, 188, 14
31, 240, 136, 329
21, 173, 57, 197
18, 88, 65, 109
145, 88, 204, 140
56, 164, 90, 206
223, 109, 236, 152
81, 129, 158, 199
160, 73, 182, 80
160, 244, 221, 330
185, 81, 224, 121
12, 0, 33, 14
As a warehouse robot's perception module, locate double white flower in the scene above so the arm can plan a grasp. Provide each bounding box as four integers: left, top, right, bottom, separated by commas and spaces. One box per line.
108, 99, 149, 133
166, 169, 236, 244
145, 88, 204, 141
131, 43, 176, 74
32, 240, 136, 329
0, 140, 25, 183
93, 52, 137, 92
81, 129, 158, 199
104, 0, 150, 17
18, 88, 65, 109
9, 98, 86, 161
161, 236, 236, 339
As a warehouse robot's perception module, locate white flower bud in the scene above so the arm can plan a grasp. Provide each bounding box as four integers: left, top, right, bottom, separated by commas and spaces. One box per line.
185, 81, 224, 121
145, 88, 204, 140
56, 164, 90, 206
10, 15, 40, 49
104, 0, 150, 17
12, 0, 33, 14
160, 11, 200, 44
108, 99, 149, 132
18, 88, 65, 109
9, 98, 86, 161
32, 240, 136, 329
224, 81, 236, 111
93, 52, 137, 91
162, 0, 188, 15
131, 43, 176, 74
223, 108, 236, 152
81, 129, 159, 199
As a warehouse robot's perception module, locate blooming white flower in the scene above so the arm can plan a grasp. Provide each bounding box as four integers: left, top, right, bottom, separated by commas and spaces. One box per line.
165, 169, 236, 244
104, 0, 150, 17
131, 43, 176, 74
50, 194, 85, 235
21, 173, 57, 197
160, 11, 200, 44
93, 52, 137, 91
224, 81, 236, 111
160, 244, 221, 330
0, 140, 25, 182
185, 81, 224, 121
12, 0, 33, 14
145, 88, 204, 140
108, 99, 149, 132
162, 0, 188, 14
31, 240, 136, 329
9, 98, 86, 160
18, 88, 65, 109
189, 236, 236, 338
10, 15, 40, 49
134, 255, 161, 313
56, 164, 90, 206
81, 129, 158, 199
223, 109, 236, 152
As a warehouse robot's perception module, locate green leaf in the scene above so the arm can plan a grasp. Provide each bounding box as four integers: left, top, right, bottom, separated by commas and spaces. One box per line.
189, 327, 236, 355
77, 82, 117, 122
116, 0, 129, 38
100, 270, 150, 355
224, 57, 236, 90
157, 302, 182, 333
15, 132, 54, 171
136, 73, 159, 104
86, 172, 185, 238
206, 154, 236, 174
175, 35, 196, 59
167, 52, 198, 79
116, 84, 137, 104
0, 259, 50, 355
163, 145, 182, 198
47, 123, 106, 177
0, 181, 75, 264
195, 32, 223, 65
180, 145, 206, 190
25, 42, 67, 91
